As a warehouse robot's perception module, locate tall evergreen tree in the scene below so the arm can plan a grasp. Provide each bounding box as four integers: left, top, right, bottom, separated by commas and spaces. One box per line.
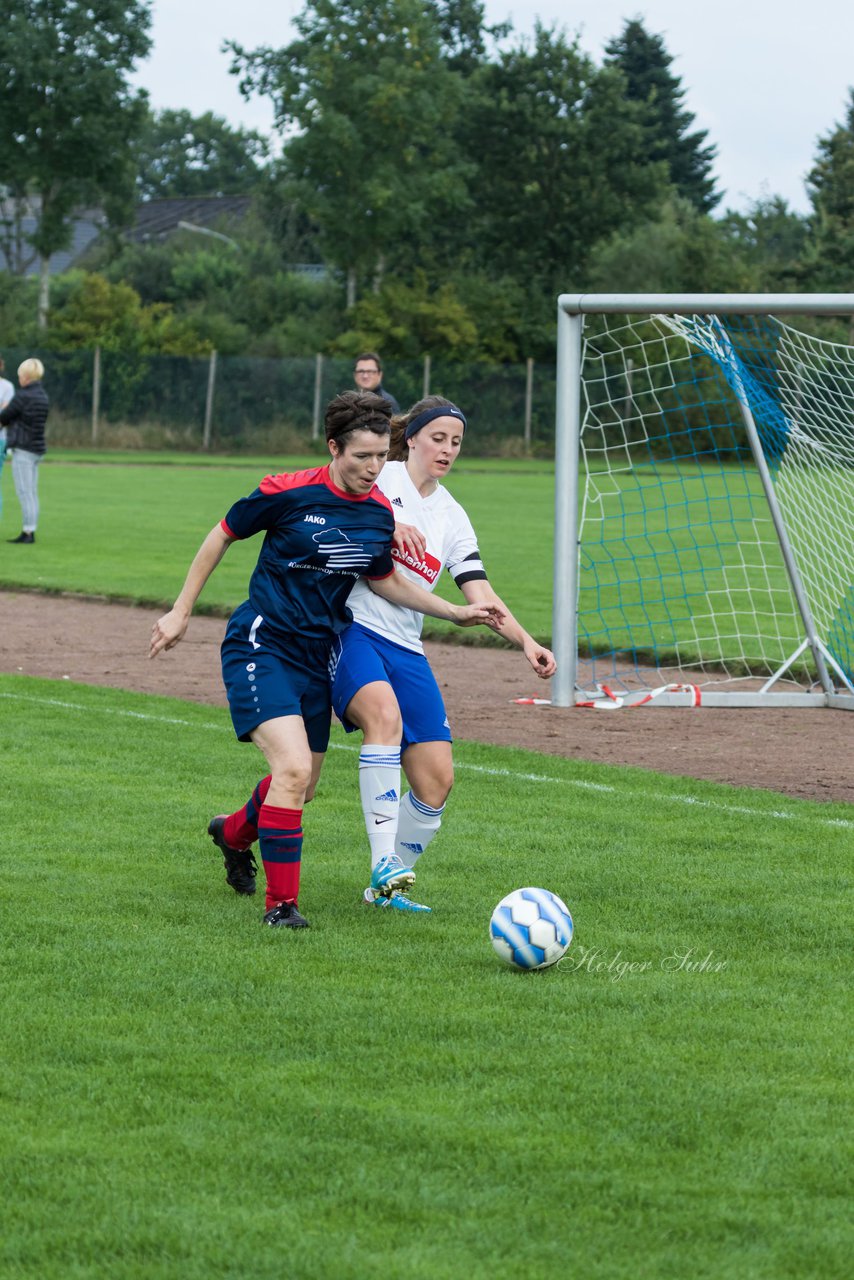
604, 18, 720, 213
804, 89, 854, 289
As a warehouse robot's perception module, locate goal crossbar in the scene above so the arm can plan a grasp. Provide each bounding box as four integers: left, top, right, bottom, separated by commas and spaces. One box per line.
552, 294, 854, 710
559, 293, 854, 315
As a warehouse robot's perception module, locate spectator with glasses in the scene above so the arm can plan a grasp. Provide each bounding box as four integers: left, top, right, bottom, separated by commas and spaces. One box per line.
353, 352, 400, 414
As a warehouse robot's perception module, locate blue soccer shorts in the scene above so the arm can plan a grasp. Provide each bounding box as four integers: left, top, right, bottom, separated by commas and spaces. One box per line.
221, 601, 332, 751
329, 620, 452, 750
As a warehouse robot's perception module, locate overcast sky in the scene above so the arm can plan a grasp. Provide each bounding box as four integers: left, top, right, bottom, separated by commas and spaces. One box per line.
132, 0, 854, 214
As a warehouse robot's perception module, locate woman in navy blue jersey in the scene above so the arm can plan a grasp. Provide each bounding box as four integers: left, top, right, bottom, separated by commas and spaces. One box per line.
150, 391, 503, 929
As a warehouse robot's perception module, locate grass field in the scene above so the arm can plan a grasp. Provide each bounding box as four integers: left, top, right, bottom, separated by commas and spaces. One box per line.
0, 451, 797, 669
2, 673, 851, 1279
1, 451, 851, 1275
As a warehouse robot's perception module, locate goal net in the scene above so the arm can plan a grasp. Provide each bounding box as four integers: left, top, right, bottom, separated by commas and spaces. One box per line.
552, 295, 854, 709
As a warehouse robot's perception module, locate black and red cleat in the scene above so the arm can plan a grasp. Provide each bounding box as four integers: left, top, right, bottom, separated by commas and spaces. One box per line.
208, 815, 257, 896
263, 901, 310, 929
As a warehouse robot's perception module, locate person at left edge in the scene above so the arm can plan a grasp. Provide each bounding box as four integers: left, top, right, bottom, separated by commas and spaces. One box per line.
0, 357, 49, 543
0, 354, 14, 522
149, 390, 504, 929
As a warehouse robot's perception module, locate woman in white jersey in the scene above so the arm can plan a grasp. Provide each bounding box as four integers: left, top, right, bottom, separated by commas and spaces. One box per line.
329, 396, 556, 913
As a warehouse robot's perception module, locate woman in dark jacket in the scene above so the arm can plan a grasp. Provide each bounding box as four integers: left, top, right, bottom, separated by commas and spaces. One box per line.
0, 357, 49, 544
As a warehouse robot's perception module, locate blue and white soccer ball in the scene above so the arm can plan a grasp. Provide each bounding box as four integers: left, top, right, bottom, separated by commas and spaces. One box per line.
489, 887, 574, 971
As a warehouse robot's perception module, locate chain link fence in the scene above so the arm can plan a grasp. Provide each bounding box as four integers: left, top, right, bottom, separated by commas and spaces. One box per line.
0, 347, 557, 457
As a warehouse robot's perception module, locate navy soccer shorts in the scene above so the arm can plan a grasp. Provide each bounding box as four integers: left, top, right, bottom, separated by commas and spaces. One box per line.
221, 601, 332, 751
329, 620, 452, 750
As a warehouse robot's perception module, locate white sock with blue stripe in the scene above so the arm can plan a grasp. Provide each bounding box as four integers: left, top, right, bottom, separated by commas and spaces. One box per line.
396, 791, 444, 865
359, 744, 401, 869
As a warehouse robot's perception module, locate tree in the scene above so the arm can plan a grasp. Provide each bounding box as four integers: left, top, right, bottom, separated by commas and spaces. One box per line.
0, 193, 40, 277
456, 24, 671, 294
719, 195, 808, 290
0, 273, 39, 348
803, 90, 854, 289
95, 212, 346, 357
228, 0, 473, 306
46, 271, 211, 356
583, 197, 754, 293
133, 109, 269, 200
332, 272, 479, 359
432, 0, 509, 74
0, 0, 152, 326
604, 18, 720, 213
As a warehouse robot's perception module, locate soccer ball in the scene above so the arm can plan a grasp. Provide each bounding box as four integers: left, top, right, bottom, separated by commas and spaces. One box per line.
489, 887, 574, 971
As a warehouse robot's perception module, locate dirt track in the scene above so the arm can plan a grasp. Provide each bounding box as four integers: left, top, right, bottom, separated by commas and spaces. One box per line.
1, 590, 851, 804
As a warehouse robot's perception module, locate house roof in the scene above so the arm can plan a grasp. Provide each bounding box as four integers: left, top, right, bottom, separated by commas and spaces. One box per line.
0, 195, 255, 275
0, 203, 105, 276
130, 196, 253, 242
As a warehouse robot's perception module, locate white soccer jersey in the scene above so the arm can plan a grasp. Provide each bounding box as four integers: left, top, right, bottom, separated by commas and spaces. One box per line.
346, 460, 487, 653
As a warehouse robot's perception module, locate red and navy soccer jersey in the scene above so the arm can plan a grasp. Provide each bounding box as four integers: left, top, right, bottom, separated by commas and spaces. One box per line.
221, 465, 395, 642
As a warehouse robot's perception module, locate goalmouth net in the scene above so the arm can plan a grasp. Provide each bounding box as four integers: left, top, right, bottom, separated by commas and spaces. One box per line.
552, 294, 854, 709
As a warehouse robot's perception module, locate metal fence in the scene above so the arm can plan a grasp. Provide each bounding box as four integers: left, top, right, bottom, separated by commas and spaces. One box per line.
0, 346, 557, 456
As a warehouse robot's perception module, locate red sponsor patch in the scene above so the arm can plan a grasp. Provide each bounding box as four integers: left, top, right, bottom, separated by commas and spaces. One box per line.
392, 546, 441, 584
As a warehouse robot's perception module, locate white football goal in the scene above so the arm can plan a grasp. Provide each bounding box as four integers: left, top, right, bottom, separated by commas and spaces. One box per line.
552, 294, 854, 709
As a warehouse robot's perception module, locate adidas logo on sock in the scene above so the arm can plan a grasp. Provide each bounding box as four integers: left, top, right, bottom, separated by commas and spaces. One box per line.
376, 788, 399, 802
400, 841, 424, 854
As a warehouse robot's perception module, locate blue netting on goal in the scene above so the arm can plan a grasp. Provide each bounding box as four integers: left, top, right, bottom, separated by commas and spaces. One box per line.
576, 313, 854, 690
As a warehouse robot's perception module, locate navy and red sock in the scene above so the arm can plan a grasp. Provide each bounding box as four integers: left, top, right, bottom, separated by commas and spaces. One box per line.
221, 775, 271, 850
257, 803, 303, 911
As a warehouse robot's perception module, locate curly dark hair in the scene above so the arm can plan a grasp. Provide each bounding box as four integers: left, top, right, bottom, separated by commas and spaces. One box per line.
325, 390, 393, 449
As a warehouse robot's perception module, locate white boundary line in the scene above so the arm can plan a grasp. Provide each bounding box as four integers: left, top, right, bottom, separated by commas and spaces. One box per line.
2, 689, 851, 831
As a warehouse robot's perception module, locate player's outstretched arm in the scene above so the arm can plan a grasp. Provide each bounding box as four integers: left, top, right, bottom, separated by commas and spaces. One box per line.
149, 524, 234, 658
369, 570, 506, 630
460, 580, 556, 679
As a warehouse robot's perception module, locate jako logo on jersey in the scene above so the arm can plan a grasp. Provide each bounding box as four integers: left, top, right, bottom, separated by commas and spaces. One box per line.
304, 514, 326, 525
391, 545, 441, 584
312, 527, 374, 570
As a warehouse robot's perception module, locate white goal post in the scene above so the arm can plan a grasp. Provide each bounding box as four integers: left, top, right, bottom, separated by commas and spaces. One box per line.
552, 294, 854, 709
